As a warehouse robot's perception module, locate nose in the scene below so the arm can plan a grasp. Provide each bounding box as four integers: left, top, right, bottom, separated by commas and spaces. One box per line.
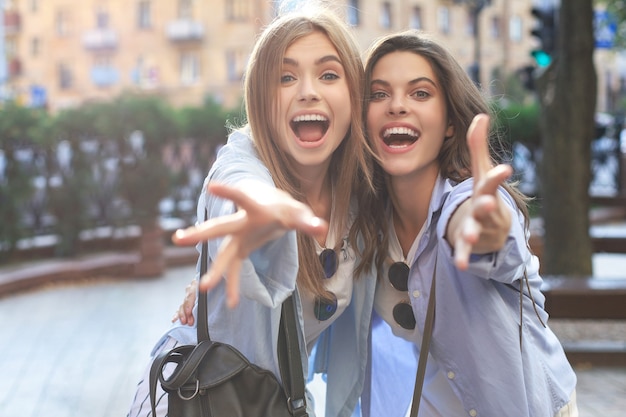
387, 94, 407, 116
297, 76, 320, 102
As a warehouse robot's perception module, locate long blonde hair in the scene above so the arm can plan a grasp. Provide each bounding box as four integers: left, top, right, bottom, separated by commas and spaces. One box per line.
243, 10, 376, 296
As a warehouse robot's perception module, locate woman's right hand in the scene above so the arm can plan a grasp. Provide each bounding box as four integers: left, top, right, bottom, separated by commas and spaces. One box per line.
172, 181, 327, 307
172, 280, 198, 325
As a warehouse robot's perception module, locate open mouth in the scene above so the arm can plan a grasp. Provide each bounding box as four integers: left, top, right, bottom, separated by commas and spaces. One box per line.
291, 114, 330, 142
382, 127, 419, 148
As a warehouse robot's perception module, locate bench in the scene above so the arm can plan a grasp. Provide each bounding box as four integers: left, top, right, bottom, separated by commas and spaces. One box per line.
542, 276, 626, 366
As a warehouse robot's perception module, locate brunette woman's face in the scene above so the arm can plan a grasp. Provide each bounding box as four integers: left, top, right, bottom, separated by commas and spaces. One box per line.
275, 31, 351, 175
366, 51, 453, 180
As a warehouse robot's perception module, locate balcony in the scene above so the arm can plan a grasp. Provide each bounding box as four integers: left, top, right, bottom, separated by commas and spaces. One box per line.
166, 19, 204, 42
82, 29, 118, 50
4, 11, 21, 35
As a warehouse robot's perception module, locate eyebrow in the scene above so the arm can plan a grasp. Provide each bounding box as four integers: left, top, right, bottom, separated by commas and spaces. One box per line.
283, 55, 342, 67
370, 77, 438, 88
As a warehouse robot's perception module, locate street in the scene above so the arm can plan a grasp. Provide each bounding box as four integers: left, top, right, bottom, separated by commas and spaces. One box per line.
0, 263, 625, 417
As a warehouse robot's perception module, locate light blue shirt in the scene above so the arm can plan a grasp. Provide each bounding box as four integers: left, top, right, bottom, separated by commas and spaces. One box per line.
157, 128, 376, 417
367, 175, 576, 417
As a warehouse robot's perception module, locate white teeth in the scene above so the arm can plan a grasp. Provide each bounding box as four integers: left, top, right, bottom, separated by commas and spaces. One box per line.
383, 127, 418, 137
292, 114, 328, 122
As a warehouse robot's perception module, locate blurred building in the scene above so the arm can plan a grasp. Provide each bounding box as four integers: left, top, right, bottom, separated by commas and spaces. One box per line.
1, 0, 275, 110
0, 0, 617, 112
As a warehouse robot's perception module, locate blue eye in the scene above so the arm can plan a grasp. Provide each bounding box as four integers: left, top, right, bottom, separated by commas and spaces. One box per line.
281, 74, 295, 83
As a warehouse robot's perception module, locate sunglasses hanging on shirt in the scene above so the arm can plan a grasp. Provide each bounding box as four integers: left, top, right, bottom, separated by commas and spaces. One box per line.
388, 261, 416, 330
319, 248, 338, 278
314, 248, 339, 321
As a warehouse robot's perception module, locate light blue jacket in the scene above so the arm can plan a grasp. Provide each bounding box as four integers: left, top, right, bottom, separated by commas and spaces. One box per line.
367, 176, 577, 417
157, 128, 377, 417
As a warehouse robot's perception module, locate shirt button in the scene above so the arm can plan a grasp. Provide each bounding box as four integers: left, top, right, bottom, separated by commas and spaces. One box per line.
412, 290, 421, 298
447, 371, 455, 380
469, 409, 477, 417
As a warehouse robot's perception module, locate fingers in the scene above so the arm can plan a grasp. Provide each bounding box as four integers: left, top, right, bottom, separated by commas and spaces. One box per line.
475, 164, 513, 199
225, 262, 241, 308
172, 281, 197, 325
198, 235, 238, 292
172, 210, 247, 246
467, 114, 492, 181
286, 208, 328, 240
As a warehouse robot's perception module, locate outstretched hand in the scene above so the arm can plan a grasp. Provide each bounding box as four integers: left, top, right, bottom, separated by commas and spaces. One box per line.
172, 181, 327, 307
448, 114, 513, 270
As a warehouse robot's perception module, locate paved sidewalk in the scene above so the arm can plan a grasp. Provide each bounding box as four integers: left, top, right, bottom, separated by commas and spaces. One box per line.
0, 262, 625, 417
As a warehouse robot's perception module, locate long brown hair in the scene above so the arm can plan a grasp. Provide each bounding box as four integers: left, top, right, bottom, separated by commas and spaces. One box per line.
242, 10, 377, 296
363, 31, 530, 255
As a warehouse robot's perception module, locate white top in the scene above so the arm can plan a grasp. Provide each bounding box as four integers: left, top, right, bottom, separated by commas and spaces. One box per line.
374, 213, 465, 417
301, 202, 355, 354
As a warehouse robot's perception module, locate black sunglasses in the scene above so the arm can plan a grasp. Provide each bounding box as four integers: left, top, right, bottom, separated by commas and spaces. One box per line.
319, 248, 338, 279
388, 261, 409, 291
314, 293, 338, 321
388, 261, 416, 330
313, 248, 339, 321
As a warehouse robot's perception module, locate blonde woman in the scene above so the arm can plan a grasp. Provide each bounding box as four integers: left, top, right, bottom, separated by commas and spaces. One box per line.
128, 9, 380, 417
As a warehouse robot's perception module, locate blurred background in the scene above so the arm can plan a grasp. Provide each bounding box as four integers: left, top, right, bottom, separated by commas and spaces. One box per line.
0, 0, 624, 272
0, 0, 625, 416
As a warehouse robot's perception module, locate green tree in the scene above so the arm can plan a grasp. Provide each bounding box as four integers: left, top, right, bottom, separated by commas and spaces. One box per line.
96, 93, 179, 227
0, 103, 47, 259
47, 106, 101, 256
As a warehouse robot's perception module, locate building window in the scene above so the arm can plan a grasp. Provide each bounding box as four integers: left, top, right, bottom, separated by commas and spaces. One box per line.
410, 6, 422, 30
138, 1, 151, 29
491, 16, 501, 39
178, 0, 193, 19
56, 10, 70, 36
30, 0, 38, 12
96, 8, 109, 29
226, 49, 247, 82
226, 0, 249, 21
31, 37, 40, 57
347, 0, 360, 27
437, 7, 450, 35
91, 54, 119, 87
509, 15, 522, 42
132, 56, 159, 88
58, 63, 73, 90
180, 53, 200, 85
380, 2, 392, 29
466, 10, 475, 36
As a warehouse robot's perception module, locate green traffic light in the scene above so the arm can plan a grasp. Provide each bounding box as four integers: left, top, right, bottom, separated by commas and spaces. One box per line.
531, 50, 552, 67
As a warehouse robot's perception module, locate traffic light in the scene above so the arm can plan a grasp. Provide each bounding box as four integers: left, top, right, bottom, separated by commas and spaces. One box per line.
530, 6, 557, 67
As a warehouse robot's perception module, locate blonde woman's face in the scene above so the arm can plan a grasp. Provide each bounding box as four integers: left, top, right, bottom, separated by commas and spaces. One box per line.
366, 51, 453, 180
275, 31, 351, 177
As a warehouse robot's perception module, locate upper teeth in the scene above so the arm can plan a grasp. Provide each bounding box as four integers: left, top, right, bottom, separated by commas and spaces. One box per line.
293, 114, 328, 122
383, 127, 418, 137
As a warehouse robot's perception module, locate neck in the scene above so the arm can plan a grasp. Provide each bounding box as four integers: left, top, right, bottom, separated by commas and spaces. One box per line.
388, 166, 439, 255
300, 172, 332, 247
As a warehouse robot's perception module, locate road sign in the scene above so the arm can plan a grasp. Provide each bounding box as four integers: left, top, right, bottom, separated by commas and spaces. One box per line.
595, 10, 617, 49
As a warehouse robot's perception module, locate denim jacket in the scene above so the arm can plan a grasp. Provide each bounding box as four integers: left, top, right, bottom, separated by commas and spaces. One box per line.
157, 128, 376, 417
367, 176, 576, 417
